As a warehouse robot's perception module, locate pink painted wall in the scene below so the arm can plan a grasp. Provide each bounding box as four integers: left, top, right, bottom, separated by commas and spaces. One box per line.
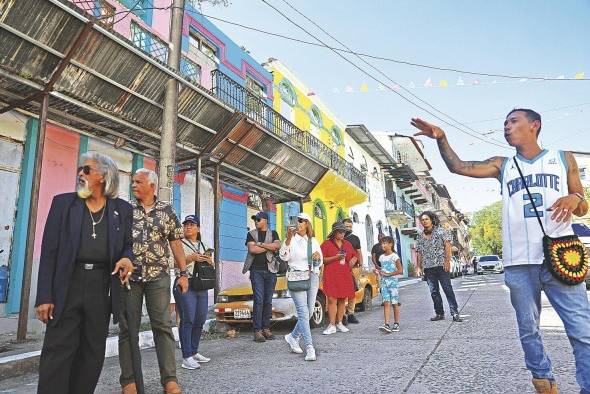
33, 124, 80, 257
144, 157, 157, 172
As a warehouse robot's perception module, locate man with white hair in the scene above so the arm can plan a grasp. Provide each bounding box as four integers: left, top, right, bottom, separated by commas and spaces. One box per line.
35, 152, 134, 394
118, 168, 189, 394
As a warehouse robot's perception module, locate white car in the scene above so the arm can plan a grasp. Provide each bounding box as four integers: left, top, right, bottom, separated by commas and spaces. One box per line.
476, 255, 504, 274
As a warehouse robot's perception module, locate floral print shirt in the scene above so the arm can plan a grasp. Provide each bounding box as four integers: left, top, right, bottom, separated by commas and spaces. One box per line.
415, 227, 452, 269
130, 199, 183, 282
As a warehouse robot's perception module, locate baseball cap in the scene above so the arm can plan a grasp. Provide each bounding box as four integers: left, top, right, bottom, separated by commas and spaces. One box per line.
295, 212, 312, 222
182, 215, 200, 225
251, 211, 269, 221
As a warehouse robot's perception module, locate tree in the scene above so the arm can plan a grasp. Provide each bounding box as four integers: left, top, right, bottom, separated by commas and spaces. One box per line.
469, 201, 503, 257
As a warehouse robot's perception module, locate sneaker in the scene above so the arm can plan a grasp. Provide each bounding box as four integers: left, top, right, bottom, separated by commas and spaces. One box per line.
390, 323, 400, 332
304, 345, 316, 361
378, 323, 392, 333
336, 322, 350, 333
430, 314, 445, 321
181, 357, 200, 370
262, 328, 276, 340
341, 314, 348, 326
452, 314, 463, 322
347, 314, 360, 324
284, 333, 303, 354
322, 324, 337, 335
253, 331, 266, 342
193, 353, 210, 363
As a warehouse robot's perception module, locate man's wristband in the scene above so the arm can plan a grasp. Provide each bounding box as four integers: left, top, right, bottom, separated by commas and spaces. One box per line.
572, 192, 586, 203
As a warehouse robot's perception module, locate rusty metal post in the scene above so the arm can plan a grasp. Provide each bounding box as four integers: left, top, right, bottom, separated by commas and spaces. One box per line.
194, 157, 201, 217
213, 163, 221, 298
158, 0, 185, 202
17, 93, 49, 340
299, 199, 304, 213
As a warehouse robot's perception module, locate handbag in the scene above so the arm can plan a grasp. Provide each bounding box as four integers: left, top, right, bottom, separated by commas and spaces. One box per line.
286, 237, 312, 291
273, 253, 288, 276
513, 157, 589, 285
183, 239, 216, 291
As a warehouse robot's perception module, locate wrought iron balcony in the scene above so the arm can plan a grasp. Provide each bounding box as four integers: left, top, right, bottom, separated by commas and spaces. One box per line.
384, 195, 415, 220
211, 70, 366, 192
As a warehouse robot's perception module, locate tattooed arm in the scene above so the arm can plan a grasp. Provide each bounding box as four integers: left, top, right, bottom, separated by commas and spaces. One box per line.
411, 117, 505, 181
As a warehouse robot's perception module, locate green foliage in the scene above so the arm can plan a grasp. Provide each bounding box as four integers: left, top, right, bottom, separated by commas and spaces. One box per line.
469, 201, 503, 257
406, 260, 416, 277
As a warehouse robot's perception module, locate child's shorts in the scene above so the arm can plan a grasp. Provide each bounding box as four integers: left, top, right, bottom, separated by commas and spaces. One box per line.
380, 277, 399, 304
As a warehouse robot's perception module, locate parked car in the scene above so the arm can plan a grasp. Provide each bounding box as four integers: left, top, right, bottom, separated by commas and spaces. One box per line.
450, 256, 461, 278
214, 266, 380, 328
476, 255, 504, 274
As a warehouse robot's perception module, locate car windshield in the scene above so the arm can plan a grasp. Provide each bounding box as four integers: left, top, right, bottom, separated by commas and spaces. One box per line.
479, 256, 499, 262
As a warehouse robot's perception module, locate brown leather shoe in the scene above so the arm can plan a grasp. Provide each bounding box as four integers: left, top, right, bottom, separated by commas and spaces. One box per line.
532, 378, 558, 394
163, 381, 182, 394
262, 328, 276, 340
122, 383, 137, 394
253, 330, 266, 342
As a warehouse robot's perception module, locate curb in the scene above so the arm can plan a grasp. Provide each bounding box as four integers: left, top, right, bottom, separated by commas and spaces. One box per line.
398, 278, 423, 288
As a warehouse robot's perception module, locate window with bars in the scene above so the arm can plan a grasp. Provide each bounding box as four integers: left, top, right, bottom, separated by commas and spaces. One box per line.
117, 0, 153, 24
180, 56, 201, 84
97, 0, 115, 28
313, 203, 324, 219
130, 22, 168, 64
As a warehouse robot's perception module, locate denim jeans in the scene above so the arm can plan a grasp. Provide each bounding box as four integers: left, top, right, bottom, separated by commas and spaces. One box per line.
424, 266, 459, 316
250, 270, 277, 332
505, 264, 590, 393
173, 281, 208, 359
290, 273, 320, 347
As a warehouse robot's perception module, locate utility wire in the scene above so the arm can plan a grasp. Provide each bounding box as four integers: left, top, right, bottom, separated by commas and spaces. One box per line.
83, 2, 590, 81
263, 0, 509, 148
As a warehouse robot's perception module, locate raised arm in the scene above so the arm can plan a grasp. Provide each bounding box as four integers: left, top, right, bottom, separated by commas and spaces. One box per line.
411, 118, 505, 180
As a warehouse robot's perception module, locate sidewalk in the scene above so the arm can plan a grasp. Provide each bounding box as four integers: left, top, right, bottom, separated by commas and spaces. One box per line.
0, 277, 425, 380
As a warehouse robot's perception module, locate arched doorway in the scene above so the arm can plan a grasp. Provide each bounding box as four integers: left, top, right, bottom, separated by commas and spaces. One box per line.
313, 199, 327, 242
365, 215, 374, 252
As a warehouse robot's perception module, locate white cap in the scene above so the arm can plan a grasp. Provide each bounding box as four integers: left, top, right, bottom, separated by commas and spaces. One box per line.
295, 212, 312, 222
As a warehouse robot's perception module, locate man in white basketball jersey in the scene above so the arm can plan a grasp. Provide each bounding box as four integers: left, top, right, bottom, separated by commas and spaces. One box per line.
412, 109, 589, 394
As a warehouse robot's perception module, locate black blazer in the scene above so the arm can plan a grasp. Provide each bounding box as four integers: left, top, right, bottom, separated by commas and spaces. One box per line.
35, 193, 133, 324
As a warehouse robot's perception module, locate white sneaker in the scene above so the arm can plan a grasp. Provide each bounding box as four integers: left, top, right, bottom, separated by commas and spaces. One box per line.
284, 333, 303, 354
193, 353, 210, 363
322, 324, 337, 335
305, 345, 316, 361
336, 323, 350, 333
181, 357, 200, 370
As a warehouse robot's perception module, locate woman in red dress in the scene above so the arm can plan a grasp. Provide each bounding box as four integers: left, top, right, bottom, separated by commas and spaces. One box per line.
320, 222, 358, 335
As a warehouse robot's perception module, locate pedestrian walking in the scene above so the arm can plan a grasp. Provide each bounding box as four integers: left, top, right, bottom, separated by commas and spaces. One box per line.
412, 109, 590, 394
342, 218, 361, 325
174, 215, 213, 370
35, 153, 134, 394
371, 233, 385, 268
118, 168, 189, 394
415, 211, 463, 322
280, 213, 322, 361
376, 236, 403, 334
320, 222, 357, 335
243, 211, 281, 342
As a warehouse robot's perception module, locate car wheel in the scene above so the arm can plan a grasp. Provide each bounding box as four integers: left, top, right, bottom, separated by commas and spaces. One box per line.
357, 286, 372, 312
310, 292, 326, 328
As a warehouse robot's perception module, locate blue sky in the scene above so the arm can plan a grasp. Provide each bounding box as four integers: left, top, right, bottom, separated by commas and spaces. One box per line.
201, 0, 590, 213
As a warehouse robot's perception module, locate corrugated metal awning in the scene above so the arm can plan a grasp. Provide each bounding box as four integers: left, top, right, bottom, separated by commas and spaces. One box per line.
0, 0, 329, 202
345, 124, 396, 166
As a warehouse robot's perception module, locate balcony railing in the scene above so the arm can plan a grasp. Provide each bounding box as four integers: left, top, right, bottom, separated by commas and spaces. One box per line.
212, 70, 366, 192
384, 195, 415, 219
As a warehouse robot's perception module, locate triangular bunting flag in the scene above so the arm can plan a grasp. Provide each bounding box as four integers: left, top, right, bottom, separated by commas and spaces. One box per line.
360, 83, 369, 92
424, 78, 433, 87
575, 72, 585, 79
439, 80, 448, 88
456, 77, 465, 86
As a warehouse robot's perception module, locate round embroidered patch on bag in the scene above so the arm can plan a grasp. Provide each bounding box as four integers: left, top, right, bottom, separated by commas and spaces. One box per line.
544, 235, 589, 285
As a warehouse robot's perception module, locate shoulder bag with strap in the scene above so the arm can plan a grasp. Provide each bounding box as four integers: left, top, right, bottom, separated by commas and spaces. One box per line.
513, 157, 589, 285
286, 237, 312, 291
183, 239, 216, 291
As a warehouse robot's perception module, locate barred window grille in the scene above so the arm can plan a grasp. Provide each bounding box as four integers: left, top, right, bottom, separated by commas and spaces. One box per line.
180, 56, 201, 84
131, 22, 169, 64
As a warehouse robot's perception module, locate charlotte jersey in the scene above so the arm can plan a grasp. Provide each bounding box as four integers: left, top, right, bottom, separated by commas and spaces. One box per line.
500, 149, 573, 267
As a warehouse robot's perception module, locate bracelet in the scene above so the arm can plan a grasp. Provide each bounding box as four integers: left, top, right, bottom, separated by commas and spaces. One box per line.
179, 270, 188, 277
572, 192, 586, 203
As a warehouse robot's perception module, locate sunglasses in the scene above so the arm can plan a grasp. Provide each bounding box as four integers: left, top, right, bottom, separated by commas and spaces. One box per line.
77, 165, 92, 175
297, 218, 307, 223
254, 218, 264, 222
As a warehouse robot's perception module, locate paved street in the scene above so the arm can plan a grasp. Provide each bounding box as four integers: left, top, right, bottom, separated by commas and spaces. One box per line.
0, 274, 584, 394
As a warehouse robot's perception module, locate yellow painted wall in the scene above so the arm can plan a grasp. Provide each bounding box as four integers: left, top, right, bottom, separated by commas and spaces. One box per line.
269, 66, 365, 242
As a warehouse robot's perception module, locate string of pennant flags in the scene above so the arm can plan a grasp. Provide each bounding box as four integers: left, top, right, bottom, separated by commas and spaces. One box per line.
322, 72, 586, 95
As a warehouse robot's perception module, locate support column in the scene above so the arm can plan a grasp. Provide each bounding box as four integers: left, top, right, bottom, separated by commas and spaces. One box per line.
213, 163, 221, 298
194, 157, 201, 217
17, 93, 48, 340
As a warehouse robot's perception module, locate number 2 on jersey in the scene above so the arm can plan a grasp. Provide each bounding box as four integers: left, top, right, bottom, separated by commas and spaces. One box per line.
523, 193, 543, 218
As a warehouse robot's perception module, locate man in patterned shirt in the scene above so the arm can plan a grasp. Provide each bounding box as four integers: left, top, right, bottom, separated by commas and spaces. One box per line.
119, 168, 189, 394
415, 211, 462, 323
